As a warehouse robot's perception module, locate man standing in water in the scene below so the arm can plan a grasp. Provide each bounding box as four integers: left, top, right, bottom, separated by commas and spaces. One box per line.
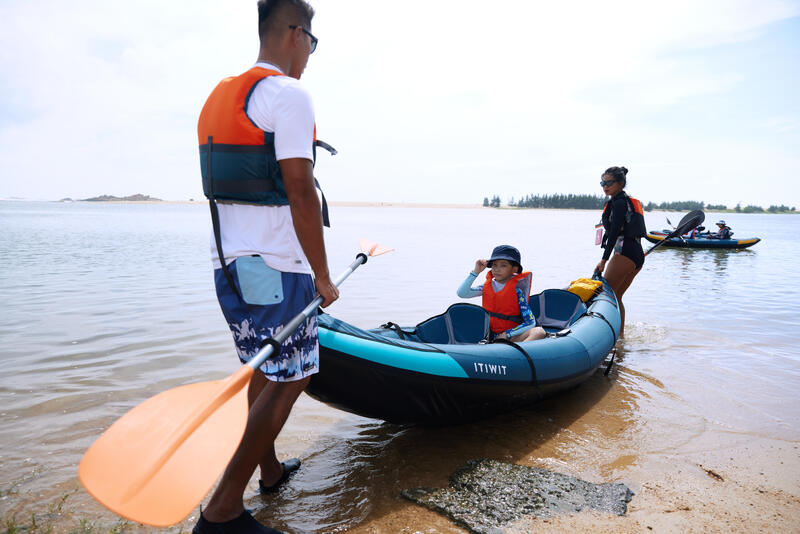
196, 0, 336, 532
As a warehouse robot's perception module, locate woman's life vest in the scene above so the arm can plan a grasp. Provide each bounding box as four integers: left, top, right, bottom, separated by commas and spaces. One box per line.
482, 271, 532, 334
600, 192, 647, 246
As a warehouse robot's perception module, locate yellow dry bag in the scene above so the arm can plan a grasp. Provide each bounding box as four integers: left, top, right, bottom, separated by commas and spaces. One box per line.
567, 278, 603, 302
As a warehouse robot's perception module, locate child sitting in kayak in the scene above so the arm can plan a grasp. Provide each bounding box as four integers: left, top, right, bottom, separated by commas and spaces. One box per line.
457, 245, 546, 342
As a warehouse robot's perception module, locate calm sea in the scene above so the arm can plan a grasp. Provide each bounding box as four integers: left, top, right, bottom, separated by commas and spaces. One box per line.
1, 201, 799, 532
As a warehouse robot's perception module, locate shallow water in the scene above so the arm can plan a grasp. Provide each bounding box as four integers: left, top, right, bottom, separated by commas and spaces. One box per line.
1, 201, 798, 532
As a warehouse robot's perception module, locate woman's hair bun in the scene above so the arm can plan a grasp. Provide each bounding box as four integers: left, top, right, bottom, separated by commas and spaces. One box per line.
620, 166, 628, 175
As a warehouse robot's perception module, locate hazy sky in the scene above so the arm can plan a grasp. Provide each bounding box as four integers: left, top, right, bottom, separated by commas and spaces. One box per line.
1, 0, 799, 208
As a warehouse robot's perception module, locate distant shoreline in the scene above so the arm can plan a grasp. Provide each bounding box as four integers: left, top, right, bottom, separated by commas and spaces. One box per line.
2, 198, 797, 213
329, 201, 483, 209
48, 199, 486, 209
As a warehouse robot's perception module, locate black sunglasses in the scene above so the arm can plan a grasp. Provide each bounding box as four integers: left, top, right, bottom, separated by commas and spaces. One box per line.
289, 25, 318, 54
600, 179, 617, 187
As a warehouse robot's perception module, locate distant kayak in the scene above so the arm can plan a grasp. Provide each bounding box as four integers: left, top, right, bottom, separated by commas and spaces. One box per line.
645, 230, 761, 249
305, 277, 620, 425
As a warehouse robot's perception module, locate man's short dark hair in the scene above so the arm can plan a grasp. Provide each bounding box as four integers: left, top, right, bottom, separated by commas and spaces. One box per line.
258, 0, 314, 40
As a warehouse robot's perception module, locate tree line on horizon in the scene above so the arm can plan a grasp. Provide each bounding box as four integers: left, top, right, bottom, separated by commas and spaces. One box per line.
482, 194, 796, 213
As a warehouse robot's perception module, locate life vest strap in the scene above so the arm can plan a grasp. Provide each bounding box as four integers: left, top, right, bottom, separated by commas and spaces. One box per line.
315, 177, 330, 228
487, 311, 523, 323
315, 139, 338, 156
199, 143, 272, 154
206, 137, 241, 299
212, 178, 277, 195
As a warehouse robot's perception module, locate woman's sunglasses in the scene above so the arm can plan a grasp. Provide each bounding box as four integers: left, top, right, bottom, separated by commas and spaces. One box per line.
600, 179, 617, 187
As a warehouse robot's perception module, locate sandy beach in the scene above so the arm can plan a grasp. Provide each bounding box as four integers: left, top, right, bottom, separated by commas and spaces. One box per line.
344, 436, 799, 533
336, 359, 800, 534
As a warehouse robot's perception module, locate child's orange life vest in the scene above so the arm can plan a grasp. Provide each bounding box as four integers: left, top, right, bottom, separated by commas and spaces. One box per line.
482, 271, 532, 334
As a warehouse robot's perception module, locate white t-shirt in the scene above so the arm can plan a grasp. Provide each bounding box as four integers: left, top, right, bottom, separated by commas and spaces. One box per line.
210, 62, 315, 274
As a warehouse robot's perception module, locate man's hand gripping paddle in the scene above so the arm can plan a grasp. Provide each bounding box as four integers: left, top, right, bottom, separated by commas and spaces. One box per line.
78, 240, 393, 527
644, 210, 705, 256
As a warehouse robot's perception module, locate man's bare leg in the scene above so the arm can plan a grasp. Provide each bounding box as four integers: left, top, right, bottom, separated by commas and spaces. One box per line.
246, 372, 286, 486
202, 375, 310, 522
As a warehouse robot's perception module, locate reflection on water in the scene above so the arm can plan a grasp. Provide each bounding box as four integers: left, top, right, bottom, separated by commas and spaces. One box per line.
1, 202, 799, 532
665, 247, 758, 280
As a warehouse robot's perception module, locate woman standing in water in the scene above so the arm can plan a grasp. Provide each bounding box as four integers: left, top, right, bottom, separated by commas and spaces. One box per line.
595, 166, 647, 338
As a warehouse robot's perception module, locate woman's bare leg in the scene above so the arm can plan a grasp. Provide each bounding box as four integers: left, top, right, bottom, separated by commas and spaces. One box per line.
603, 254, 640, 338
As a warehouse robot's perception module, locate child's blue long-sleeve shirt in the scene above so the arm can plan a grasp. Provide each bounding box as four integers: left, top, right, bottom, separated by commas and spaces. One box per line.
457, 272, 537, 337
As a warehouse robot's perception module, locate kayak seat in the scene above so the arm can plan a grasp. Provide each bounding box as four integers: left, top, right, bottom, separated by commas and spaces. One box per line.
529, 289, 587, 331
415, 303, 491, 345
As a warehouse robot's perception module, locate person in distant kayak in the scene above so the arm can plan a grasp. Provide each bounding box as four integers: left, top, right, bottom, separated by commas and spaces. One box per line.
713, 220, 732, 239
594, 166, 647, 338
457, 245, 546, 342
195, 1, 336, 533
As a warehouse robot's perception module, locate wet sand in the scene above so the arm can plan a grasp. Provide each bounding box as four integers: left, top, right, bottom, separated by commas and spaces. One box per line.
263, 340, 798, 534
347, 436, 799, 534
338, 361, 800, 533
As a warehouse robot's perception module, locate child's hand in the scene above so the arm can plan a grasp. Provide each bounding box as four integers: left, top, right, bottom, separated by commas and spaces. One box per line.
473, 259, 488, 274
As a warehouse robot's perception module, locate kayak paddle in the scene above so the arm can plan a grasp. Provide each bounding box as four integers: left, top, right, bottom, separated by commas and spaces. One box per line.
78, 240, 393, 526
645, 210, 705, 256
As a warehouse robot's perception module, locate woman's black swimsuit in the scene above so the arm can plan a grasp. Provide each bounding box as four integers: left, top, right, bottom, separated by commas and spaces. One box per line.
602, 192, 645, 269
617, 236, 645, 269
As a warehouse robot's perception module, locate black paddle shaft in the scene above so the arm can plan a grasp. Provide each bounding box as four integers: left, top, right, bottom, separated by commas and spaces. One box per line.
645, 210, 705, 256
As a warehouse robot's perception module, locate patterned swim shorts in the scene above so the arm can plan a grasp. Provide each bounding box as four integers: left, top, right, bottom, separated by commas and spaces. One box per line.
214, 256, 318, 382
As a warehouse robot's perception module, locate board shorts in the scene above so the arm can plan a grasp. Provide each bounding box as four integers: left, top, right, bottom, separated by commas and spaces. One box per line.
613, 236, 645, 270
214, 255, 319, 382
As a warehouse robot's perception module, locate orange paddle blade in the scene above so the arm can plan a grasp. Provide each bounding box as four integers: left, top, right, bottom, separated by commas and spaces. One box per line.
359, 237, 393, 257
78, 366, 252, 526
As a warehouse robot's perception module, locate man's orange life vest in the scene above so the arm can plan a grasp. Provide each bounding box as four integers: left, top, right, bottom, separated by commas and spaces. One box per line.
482, 271, 532, 334
197, 67, 333, 298
198, 67, 318, 205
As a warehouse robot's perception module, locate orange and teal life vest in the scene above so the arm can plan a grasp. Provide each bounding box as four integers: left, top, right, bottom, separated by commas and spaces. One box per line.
482, 271, 532, 334
197, 67, 334, 298
197, 66, 319, 205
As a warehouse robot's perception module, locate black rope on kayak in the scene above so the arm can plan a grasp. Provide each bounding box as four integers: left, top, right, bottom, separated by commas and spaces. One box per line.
586, 311, 618, 344
380, 321, 412, 340
491, 338, 541, 398
592, 296, 618, 308
604, 347, 617, 376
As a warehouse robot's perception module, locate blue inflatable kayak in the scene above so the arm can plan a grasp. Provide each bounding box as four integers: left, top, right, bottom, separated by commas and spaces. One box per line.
645, 230, 760, 249
305, 277, 621, 424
